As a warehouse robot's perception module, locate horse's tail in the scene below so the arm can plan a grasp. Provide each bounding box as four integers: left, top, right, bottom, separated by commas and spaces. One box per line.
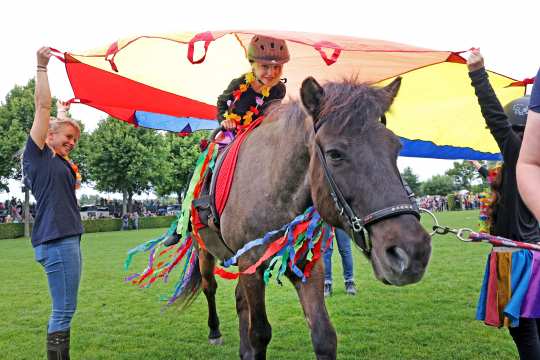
166, 245, 203, 310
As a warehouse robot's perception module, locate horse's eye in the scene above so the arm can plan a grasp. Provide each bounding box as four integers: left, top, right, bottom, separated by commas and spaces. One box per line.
326, 149, 344, 161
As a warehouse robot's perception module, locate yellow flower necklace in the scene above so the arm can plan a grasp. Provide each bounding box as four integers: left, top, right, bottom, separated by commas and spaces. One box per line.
223, 72, 270, 126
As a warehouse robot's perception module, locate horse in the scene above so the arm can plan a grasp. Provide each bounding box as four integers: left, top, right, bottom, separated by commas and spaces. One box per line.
186, 76, 432, 360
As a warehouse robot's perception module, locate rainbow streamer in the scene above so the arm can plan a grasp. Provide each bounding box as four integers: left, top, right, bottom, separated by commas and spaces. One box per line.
476, 249, 540, 327
124, 144, 218, 306
214, 207, 334, 285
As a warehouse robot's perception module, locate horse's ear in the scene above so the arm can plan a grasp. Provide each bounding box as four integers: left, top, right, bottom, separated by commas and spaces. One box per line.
300, 77, 324, 119
381, 76, 402, 111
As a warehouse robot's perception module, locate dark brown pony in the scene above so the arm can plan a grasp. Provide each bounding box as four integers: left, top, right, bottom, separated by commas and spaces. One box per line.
193, 76, 432, 360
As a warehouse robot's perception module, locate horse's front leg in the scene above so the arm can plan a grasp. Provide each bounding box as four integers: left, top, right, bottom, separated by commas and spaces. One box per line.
288, 258, 337, 360
199, 249, 223, 345
235, 282, 252, 359
238, 266, 272, 360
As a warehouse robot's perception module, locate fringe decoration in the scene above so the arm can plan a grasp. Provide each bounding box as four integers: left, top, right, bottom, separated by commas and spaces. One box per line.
214, 207, 334, 285
124, 143, 218, 306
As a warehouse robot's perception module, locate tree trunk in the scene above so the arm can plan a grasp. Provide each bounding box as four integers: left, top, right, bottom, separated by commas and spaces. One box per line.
128, 192, 133, 213
177, 191, 183, 205
122, 190, 128, 215
24, 187, 30, 237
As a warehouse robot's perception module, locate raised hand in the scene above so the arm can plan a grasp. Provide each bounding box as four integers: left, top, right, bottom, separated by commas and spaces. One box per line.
467, 49, 484, 72
37, 47, 52, 68
56, 100, 70, 117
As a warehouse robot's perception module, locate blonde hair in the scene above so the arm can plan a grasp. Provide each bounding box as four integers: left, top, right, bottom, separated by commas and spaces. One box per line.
49, 116, 81, 137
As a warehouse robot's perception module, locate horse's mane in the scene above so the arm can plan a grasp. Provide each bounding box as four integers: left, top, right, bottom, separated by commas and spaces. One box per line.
263, 77, 392, 131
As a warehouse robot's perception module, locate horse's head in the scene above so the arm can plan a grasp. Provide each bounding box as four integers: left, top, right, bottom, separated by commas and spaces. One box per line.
301, 76, 431, 286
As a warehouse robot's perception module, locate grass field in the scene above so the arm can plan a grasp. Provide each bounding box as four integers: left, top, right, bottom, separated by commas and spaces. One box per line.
0, 210, 518, 359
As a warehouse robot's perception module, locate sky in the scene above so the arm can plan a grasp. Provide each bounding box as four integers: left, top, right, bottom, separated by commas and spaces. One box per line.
2, 0, 539, 201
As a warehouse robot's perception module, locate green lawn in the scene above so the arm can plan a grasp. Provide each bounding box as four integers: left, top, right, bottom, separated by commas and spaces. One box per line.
0, 210, 518, 359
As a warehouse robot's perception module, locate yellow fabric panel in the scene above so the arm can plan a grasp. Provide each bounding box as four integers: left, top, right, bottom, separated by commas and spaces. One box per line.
71, 33, 449, 107
496, 252, 512, 327
379, 63, 523, 153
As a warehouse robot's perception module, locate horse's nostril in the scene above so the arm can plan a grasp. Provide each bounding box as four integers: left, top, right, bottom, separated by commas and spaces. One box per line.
385, 246, 410, 273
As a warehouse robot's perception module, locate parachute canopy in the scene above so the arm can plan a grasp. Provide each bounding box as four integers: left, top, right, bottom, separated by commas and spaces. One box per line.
60, 30, 529, 159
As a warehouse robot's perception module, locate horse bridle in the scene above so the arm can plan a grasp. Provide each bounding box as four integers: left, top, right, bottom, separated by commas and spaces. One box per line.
314, 114, 420, 258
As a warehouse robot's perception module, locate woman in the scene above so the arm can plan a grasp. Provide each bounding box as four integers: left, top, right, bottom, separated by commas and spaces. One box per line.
468, 49, 540, 360
23, 47, 84, 360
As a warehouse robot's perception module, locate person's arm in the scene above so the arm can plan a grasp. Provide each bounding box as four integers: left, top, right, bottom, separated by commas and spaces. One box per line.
30, 47, 53, 150
468, 160, 488, 179
517, 110, 540, 220
467, 50, 518, 157
216, 76, 244, 129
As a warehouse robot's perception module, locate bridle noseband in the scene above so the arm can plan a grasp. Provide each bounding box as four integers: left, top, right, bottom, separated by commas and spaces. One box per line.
313, 114, 420, 258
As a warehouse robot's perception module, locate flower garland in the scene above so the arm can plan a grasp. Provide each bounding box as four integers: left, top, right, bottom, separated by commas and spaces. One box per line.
223, 72, 270, 126
63, 156, 82, 190
478, 165, 501, 233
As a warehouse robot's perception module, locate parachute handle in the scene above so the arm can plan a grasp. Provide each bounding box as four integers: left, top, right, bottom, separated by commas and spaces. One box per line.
313, 41, 342, 66
187, 32, 214, 64
49, 48, 66, 63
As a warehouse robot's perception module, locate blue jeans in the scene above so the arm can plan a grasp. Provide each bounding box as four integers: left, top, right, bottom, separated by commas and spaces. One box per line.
34, 235, 82, 333
323, 228, 354, 284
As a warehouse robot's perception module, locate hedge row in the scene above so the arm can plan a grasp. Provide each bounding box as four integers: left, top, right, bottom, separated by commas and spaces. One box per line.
0, 215, 176, 240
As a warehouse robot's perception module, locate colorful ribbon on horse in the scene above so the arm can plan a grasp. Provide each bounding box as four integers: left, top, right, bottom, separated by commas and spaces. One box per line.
214, 207, 334, 285
124, 143, 219, 306
476, 249, 540, 327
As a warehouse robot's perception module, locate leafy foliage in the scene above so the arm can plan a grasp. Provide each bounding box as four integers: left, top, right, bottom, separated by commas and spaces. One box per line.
421, 174, 455, 196
87, 118, 167, 201
153, 131, 209, 201
401, 166, 422, 196
445, 160, 479, 190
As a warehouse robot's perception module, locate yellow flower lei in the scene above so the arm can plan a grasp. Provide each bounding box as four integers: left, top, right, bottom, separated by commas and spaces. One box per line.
223, 72, 270, 126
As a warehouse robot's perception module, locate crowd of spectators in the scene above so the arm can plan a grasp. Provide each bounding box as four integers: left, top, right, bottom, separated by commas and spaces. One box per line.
417, 192, 482, 212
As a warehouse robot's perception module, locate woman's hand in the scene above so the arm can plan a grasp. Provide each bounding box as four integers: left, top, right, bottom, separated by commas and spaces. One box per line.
467, 49, 484, 72
56, 100, 70, 119
37, 47, 52, 68
221, 119, 237, 130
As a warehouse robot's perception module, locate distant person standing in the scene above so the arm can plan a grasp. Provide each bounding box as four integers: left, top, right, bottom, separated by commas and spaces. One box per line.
323, 228, 357, 297
133, 212, 139, 230
121, 213, 129, 231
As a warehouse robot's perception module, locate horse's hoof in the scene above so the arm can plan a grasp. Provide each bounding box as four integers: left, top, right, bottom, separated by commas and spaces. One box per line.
209, 337, 223, 345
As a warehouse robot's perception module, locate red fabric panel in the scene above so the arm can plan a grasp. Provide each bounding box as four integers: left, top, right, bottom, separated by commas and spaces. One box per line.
485, 253, 501, 327
214, 118, 264, 215
64, 54, 217, 122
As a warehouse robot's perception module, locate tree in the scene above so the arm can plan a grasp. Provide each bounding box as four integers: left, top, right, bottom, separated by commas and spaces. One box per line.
0, 118, 25, 191
0, 79, 39, 190
87, 118, 166, 213
153, 132, 208, 202
421, 175, 455, 196
401, 166, 422, 196
445, 161, 479, 191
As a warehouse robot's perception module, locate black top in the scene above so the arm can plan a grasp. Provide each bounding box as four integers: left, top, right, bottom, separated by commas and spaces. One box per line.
469, 68, 540, 243
216, 74, 286, 124
478, 166, 488, 179
23, 137, 83, 247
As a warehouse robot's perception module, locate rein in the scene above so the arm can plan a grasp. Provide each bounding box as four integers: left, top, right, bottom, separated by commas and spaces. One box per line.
422, 208, 540, 252
313, 114, 420, 258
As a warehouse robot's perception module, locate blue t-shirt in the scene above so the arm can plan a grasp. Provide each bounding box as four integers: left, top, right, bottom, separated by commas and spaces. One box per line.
23, 137, 83, 247
530, 67, 540, 113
